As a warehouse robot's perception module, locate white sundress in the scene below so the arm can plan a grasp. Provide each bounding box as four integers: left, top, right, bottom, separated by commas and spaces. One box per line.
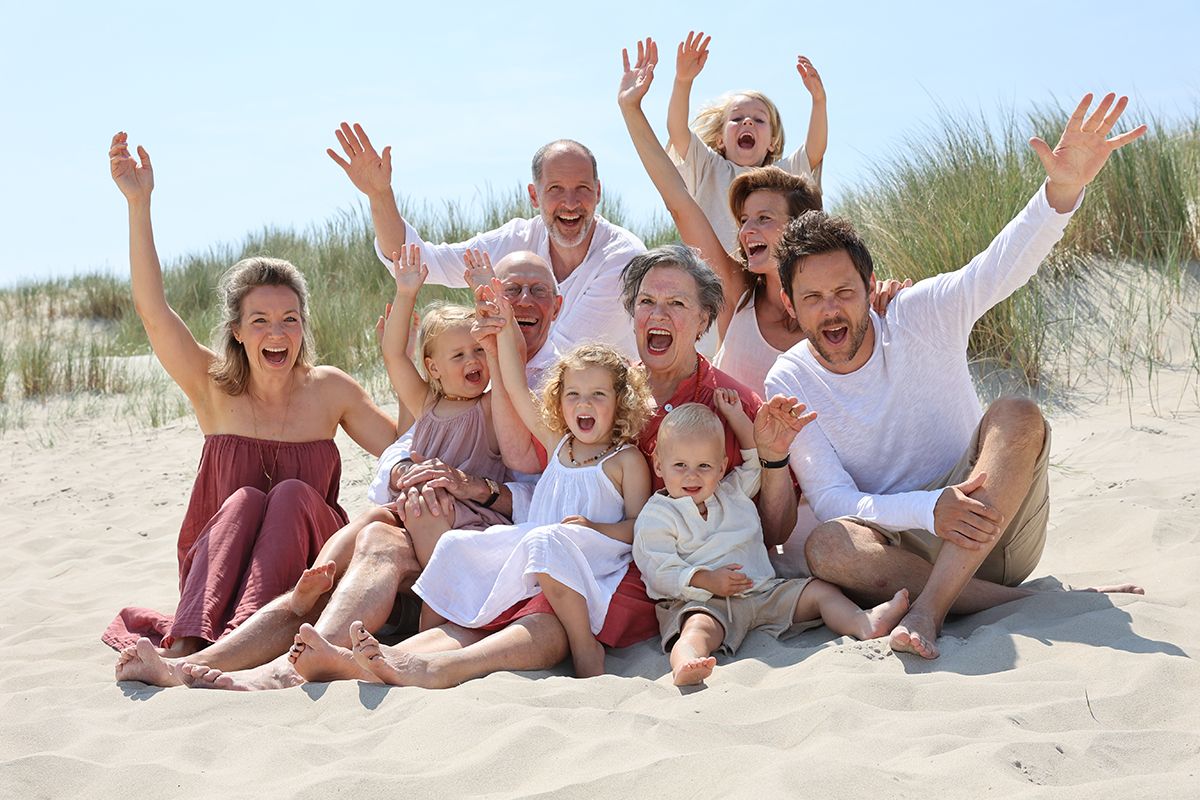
413, 436, 633, 634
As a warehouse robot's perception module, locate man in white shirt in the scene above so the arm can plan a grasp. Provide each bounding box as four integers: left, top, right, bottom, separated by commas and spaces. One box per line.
757, 94, 1146, 659
328, 123, 644, 360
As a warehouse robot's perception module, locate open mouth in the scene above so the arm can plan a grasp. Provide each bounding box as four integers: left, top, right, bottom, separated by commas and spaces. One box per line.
557, 213, 582, 229
682, 485, 702, 495
465, 368, 483, 384
262, 346, 289, 366
821, 325, 849, 346
515, 315, 538, 328
646, 327, 673, 355
576, 414, 596, 432
737, 131, 756, 150
745, 241, 768, 259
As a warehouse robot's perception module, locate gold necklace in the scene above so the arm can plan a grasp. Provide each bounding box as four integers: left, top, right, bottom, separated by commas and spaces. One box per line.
567, 434, 618, 466
248, 373, 295, 487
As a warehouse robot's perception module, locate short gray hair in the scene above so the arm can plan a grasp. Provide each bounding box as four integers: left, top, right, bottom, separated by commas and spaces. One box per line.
531, 140, 598, 184
620, 244, 725, 334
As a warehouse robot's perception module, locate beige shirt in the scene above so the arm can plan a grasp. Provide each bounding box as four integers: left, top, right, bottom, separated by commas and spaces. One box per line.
669, 129, 822, 254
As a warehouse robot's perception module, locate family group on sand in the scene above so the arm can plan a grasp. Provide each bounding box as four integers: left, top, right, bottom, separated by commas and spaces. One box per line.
107, 34, 1144, 692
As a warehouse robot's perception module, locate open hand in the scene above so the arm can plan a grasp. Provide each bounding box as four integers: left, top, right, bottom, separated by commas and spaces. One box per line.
675, 31, 710, 82
328, 122, 393, 197
753, 395, 816, 459
109, 132, 154, 202
463, 249, 496, 290
618, 37, 658, 110
933, 472, 1003, 550
795, 56, 825, 102
1031, 93, 1147, 211
390, 245, 428, 298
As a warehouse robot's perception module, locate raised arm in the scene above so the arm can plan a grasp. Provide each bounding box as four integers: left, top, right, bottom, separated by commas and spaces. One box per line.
471, 284, 541, 473
327, 122, 407, 260
109, 133, 215, 401
754, 394, 817, 547
381, 245, 435, 419
618, 38, 744, 335
488, 281, 558, 452
666, 30, 710, 161
795, 56, 827, 172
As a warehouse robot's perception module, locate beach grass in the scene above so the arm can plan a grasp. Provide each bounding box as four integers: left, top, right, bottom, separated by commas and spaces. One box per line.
0, 100, 1196, 427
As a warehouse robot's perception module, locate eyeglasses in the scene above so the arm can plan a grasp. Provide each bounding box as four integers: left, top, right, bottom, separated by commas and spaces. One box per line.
501, 282, 555, 301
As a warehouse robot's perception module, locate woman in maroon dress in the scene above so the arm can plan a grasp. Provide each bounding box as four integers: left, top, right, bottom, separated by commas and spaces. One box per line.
103, 132, 398, 658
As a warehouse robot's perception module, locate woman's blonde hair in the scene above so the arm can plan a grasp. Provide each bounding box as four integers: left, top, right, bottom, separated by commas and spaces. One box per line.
209, 257, 316, 396
691, 90, 785, 165
413, 302, 477, 397
539, 343, 651, 446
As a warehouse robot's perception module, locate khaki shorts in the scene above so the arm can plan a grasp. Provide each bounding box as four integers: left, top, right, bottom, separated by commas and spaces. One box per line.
657, 578, 822, 656
847, 419, 1051, 587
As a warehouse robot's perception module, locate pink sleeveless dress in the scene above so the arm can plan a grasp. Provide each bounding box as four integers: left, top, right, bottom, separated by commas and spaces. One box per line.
103, 434, 346, 650
409, 399, 509, 531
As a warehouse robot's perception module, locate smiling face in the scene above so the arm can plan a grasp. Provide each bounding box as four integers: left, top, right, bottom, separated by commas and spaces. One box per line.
529, 147, 601, 250
632, 265, 709, 379
721, 96, 774, 168
233, 285, 305, 374
653, 431, 728, 508
781, 249, 876, 373
494, 252, 562, 360
559, 364, 618, 445
424, 323, 489, 398
738, 189, 791, 275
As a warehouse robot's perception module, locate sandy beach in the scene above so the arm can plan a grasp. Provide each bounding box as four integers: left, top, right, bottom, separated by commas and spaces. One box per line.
1, 346, 1198, 798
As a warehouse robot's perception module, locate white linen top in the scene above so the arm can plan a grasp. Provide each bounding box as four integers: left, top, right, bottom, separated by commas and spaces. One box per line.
764, 185, 1078, 533
375, 214, 643, 360
634, 449, 776, 602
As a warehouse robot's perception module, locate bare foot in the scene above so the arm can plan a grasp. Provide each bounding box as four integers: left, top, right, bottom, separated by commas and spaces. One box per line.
287, 562, 337, 617
178, 657, 304, 691
889, 606, 940, 659
571, 638, 606, 679
115, 638, 183, 686
289, 623, 377, 683
860, 588, 911, 640
350, 621, 449, 689
672, 656, 716, 687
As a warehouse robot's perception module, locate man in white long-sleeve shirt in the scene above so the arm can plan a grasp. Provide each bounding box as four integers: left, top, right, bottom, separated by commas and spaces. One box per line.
328, 123, 643, 360
756, 93, 1146, 659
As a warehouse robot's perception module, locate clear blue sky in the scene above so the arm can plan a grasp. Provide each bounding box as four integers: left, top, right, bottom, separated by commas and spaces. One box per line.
1, 1, 1196, 288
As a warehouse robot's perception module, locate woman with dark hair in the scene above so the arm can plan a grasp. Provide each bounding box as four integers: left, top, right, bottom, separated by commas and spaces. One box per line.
104, 132, 399, 658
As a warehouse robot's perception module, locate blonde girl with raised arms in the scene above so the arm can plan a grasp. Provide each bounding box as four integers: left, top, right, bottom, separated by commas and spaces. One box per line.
375, 245, 514, 566
406, 285, 652, 678
668, 30, 827, 253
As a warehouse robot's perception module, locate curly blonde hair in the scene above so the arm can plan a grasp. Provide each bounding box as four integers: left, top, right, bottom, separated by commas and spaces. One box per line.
691, 90, 785, 166
539, 343, 651, 446
413, 302, 477, 397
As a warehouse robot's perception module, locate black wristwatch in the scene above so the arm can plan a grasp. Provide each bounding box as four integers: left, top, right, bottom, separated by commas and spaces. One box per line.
479, 477, 501, 508
759, 454, 790, 469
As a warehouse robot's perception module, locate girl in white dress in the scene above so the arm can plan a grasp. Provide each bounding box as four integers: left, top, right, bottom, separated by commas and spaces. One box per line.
413, 286, 652, 678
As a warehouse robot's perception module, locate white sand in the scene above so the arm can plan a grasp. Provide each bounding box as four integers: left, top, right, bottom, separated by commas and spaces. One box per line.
2, 357, 1198, 798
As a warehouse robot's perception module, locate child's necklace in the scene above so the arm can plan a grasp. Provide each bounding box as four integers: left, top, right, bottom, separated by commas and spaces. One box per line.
566, 435, 617, 466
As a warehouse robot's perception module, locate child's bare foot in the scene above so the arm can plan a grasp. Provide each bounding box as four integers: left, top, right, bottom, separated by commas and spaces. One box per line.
889, 605, 940, 659
571, 638, 606, 679
860, 588, 911, 640
672, 656, 716, 686
287, 562, 337, 616
115, 638, 183, 686
288, 623, 378, 683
